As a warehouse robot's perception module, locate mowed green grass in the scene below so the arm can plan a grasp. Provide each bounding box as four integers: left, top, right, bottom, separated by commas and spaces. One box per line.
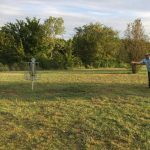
0, 69, 150, 150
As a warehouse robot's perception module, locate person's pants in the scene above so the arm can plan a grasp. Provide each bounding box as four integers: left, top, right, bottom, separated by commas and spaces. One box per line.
148, 72, 150, 87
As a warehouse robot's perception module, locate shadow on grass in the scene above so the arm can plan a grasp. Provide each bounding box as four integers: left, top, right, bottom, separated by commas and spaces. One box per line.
0, 81, 149, 101
53, 69, 132, 74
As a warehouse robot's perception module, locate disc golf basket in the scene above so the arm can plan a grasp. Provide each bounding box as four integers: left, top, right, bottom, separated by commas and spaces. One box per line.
24, 58, 40, 90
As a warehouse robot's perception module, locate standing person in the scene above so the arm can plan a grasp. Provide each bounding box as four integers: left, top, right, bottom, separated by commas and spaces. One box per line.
131, 54, 150, 88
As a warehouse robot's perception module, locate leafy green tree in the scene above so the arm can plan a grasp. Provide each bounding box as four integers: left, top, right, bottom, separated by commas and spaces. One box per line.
43, 17, 65, 58
51, 39, 74, 69
124, 18, 149, 73
64, 40, 75, 68
44, 16, 65, 38
115, 39, 129, 67
0, 30, 24, 64
0, 16, 65, 67
73, 23, 120, 68
22, 17, 45, 57
1, 17, 44, 61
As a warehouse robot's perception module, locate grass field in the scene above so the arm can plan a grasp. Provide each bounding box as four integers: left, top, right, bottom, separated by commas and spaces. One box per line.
0, 68, 150, 150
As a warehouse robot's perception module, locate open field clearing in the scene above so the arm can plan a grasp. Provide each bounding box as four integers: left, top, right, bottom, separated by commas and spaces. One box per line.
0, 69, 150, 150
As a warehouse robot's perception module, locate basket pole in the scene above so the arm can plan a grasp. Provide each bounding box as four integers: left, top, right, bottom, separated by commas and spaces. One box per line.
32, 80, 34, 91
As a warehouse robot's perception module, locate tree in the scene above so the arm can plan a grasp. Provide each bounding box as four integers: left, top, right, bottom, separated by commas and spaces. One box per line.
51, 39, 74, 69
0, 29, 24, 64
43, 17, 65, 58
0, 16, 65, 66
43, 16, 65, 38
73, 23, 120, 68
1, 17, 45, 61
124, 18, 149, 73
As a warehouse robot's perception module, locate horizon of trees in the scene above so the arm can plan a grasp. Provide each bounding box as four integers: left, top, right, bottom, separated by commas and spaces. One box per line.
0, 16, 150, 73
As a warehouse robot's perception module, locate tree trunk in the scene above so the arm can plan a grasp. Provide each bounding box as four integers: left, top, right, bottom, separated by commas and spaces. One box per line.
131, 64, 137, 74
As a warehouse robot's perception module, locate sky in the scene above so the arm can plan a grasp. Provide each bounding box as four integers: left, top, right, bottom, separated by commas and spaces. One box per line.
0, 0, 150, 39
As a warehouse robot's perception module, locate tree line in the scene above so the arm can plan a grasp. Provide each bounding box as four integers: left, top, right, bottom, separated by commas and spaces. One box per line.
0, 16, 149, 73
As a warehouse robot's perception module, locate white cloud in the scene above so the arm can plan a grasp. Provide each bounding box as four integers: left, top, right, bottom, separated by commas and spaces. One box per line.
0, 4, 22, 16
134, 11, 150, 18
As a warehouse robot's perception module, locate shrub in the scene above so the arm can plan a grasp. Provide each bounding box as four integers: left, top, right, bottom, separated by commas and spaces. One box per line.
0, 63, 9, 71
10, 63, 20, 71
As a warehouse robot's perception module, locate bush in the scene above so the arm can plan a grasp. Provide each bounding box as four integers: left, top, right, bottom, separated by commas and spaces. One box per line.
72, 56, 83, 68
38, 55, 83, 70
37, 57, 53, 70
10, 63, 20, 71
51, 54, 66, 69
0, 63, 9, 71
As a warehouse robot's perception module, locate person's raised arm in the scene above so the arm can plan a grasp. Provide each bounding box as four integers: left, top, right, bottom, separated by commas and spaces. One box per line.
131, 60, 144, 65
